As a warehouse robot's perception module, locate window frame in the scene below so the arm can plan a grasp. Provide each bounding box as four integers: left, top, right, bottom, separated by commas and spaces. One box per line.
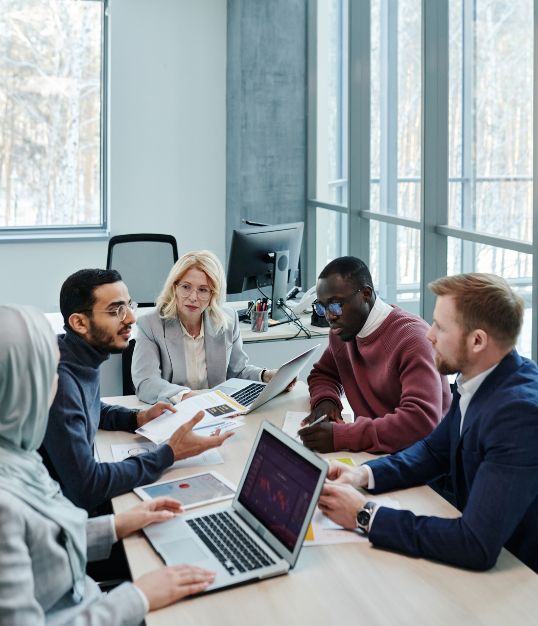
0, 0, 109, 241
306, 0, 538, 362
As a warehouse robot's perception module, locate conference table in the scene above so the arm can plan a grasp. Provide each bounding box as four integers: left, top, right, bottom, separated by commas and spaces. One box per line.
98, 383, 538, 626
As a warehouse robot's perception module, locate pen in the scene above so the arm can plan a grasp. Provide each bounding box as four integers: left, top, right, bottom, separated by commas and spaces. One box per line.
308, 413, 328, 427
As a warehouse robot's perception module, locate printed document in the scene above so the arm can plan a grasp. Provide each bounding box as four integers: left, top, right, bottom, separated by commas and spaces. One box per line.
135, 390, 245, 445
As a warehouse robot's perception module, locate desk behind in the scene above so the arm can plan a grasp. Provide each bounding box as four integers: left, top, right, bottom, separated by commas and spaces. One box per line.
98, 384, 538, 626
46, 309, 329, 396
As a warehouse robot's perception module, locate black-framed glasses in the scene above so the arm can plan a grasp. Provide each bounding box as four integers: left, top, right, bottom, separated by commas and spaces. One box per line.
314, 289, 362, 318
82, 301, 138, 322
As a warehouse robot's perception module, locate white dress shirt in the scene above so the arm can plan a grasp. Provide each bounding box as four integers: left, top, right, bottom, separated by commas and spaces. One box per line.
455, 364, 498, 433
180, 318, 209, 390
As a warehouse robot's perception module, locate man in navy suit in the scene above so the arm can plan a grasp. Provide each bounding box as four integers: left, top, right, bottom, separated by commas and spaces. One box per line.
319, 273, 538, 573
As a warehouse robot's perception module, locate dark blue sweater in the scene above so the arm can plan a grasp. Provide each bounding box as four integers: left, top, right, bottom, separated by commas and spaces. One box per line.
41, 329, 174, 512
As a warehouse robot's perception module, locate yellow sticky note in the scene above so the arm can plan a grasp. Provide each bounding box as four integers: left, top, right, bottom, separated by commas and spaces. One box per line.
335, 457, 355, 466
304, 523, 315, 541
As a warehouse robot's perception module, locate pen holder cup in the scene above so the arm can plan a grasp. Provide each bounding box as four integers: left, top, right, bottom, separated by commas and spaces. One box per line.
251, 310, 269, 333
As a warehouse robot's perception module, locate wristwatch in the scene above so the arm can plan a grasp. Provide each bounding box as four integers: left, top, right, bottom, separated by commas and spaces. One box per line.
356, 501, 376, 535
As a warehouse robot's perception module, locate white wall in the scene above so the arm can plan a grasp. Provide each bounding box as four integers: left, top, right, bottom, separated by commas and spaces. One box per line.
0, 0, 227, 312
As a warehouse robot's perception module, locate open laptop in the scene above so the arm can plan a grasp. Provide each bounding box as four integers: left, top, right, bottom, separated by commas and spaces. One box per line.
143, 421, 328, 592
212, 344, 320, 413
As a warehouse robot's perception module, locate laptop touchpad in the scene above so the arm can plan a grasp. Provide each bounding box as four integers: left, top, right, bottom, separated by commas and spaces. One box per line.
161, 538, 209, 565
215, 385, 235, 396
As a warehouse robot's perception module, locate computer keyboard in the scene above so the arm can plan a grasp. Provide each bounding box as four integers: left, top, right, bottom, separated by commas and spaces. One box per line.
186, 511, 275, 575
230, 382, 266, 407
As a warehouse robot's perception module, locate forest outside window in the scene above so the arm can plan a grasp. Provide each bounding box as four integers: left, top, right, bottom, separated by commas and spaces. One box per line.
0, 0, 107, 235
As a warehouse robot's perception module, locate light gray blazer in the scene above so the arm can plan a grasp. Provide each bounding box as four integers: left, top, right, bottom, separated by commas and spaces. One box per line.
0, 490, 145, 626
132, 306, 263, 404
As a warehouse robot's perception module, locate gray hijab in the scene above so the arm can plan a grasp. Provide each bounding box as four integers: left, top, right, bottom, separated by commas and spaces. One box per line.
0, 305, 87, 601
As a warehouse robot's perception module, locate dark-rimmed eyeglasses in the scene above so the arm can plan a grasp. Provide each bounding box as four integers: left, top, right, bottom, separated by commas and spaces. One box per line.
314, 289, 362, 318
82, 301, 138, 322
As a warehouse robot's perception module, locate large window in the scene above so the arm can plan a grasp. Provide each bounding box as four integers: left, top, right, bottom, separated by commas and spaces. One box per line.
307, 0, 536, 359
0, 0, 107, 234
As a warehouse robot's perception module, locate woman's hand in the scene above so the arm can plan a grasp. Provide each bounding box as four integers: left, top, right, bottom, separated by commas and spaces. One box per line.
262, 369, 297, 391
134, 565, 215, 610
115, 497, 182, 540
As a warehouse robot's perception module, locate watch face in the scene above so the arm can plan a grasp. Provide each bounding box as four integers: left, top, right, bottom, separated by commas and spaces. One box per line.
357, 510, 371, 527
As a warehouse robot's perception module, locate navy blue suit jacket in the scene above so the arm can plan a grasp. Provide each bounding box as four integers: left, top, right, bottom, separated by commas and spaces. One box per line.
366, 350, 538, 572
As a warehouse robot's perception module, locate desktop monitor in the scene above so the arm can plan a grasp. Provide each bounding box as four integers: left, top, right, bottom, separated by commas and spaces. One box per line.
226, 222, 304, 321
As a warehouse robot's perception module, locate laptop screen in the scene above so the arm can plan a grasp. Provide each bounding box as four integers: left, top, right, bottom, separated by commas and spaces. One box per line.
238, 429, 322, 551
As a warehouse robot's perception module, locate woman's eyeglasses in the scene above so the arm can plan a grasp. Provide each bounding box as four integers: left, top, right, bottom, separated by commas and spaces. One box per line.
176, 282, 212, 302
314, 289, 363, 318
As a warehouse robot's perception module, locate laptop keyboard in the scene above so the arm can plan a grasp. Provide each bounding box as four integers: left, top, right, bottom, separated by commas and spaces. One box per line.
186, 511, 275, 576
230, 383, 266, 407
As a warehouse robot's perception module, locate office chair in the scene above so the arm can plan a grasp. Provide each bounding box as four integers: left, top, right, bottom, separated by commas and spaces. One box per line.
106, 233, 179, 306
106, 233, 179, 394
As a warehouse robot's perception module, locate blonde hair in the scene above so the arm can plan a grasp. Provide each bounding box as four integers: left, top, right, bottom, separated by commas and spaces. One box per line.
429, 273, 524, 349
157, 250, 228, 333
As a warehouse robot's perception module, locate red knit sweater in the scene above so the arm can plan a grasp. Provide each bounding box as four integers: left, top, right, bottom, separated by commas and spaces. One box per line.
308, 306, 451, 453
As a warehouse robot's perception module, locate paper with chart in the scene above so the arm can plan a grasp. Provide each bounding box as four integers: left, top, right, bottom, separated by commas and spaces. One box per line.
110, 442, 224, 470
135, 390, 245, 444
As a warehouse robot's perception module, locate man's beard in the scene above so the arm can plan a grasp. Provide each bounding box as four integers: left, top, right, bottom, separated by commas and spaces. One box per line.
435, 336, 469, 376
87, 319, 130, 354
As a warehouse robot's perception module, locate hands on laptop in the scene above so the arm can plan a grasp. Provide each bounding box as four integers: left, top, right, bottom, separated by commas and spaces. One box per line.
262, 369, 298, 391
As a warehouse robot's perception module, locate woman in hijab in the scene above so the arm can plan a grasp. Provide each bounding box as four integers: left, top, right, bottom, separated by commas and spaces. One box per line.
0, 305, 215, 625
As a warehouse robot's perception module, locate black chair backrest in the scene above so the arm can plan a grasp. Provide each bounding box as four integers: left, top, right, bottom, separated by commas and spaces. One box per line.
106, 234, 179, 307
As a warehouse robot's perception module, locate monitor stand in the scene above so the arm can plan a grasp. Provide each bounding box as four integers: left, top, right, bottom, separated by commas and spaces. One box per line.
268, 249, 289, 321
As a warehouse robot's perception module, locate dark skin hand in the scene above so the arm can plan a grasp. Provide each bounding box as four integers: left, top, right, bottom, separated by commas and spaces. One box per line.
298, 420, 335, 453
300, 399, 343, 426
299, 400, 342, 452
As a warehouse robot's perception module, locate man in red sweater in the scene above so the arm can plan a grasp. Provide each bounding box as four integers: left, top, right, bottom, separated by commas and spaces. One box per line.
299, 256, 451, 453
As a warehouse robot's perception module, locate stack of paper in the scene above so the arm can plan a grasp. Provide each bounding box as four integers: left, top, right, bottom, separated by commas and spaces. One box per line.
136, 390, 245, 444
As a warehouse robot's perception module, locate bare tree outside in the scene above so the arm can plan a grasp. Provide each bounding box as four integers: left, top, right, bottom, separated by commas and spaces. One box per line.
0, 0, 103, 229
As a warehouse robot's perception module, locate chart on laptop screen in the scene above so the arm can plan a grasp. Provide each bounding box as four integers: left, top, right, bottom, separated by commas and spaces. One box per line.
238, 430, 321, 551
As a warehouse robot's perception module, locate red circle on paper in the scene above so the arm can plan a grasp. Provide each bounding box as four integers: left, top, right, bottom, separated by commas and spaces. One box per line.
179, 483, 190, 489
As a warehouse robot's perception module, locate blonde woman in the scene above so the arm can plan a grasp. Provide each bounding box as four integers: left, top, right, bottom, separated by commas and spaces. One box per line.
132, 250, 279, 404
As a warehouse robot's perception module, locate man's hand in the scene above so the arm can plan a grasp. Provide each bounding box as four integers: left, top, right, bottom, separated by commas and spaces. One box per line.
318, 482, 367, 530
137, 402, 176, 427
327, 461, 369, 489
115, 497, 182, 539
298, 421, 334, 452
301, 399, 342, 426
134, 565, 215, 610
168, 411, 234, 461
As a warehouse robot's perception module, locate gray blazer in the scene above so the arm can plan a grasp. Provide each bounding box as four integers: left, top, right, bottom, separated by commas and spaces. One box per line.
132, 306, 263, 404
0, 490, 145, 626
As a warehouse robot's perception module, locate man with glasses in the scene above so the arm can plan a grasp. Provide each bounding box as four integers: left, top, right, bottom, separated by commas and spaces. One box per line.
41, 269, 233, 513
299, 256, 450, 453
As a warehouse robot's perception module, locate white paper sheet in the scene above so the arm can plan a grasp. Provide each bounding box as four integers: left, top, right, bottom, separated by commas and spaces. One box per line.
135, 390, 245, 444
110, 442, 225, 469
282, 410, 309, 442
304, 496, 401, 546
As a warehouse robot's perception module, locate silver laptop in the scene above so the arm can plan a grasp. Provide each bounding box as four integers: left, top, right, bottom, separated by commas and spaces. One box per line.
143, 421, 328, 592
212, 344, 320, 412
